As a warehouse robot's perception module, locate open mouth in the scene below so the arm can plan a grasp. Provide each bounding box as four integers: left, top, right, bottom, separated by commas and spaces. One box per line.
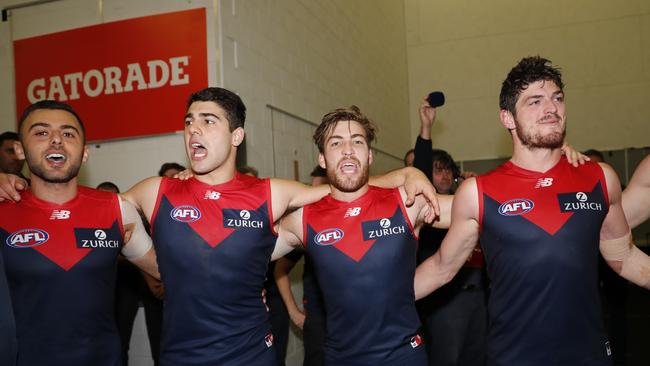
340, 160, 359, 174
45, 153, 67, 164
190, 142, 207, 159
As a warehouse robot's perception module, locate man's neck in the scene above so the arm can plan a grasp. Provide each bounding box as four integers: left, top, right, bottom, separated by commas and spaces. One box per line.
193, 155, 237, 186
510, 144, 563, 173
30, 176, 79, 204
330, 183, 369, 202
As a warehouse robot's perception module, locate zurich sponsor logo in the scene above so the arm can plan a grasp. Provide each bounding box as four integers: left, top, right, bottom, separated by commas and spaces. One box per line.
314, 228, 344, 246
170, 205, 201, 222
6, 228, 49, 248
498, 198, 534, 216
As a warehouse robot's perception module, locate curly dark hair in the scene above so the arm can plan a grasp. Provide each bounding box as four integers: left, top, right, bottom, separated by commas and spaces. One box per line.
499, 56, 564, 115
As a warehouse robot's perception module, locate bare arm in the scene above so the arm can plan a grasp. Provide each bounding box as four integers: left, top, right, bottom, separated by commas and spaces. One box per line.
370, 167, 439, 222
599, 163, 650, 289
120, 176, 162, 222
271, 167, 438, 223
270, 179, 329, 222
622, 155, 650, 229
414, 178, 480, 299
272, 208, 304, 261
120, 198, 159, 279
274, 256, 305, 329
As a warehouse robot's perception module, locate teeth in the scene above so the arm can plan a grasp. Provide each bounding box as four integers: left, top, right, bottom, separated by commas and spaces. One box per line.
191, 142, 204, 148
46, 153, 66, 161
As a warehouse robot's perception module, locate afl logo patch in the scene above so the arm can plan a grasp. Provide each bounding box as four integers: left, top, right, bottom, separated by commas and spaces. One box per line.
170, 205, 201, 222
498, 198, 534, 216
6, 229, 49, 248
314, 228, 344, 246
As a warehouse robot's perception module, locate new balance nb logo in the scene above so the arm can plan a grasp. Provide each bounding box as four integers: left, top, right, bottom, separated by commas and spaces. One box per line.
204, 190, 221, 200
535, 177, 553, 188
344, 207, 361, 217
50, 210, 70, 220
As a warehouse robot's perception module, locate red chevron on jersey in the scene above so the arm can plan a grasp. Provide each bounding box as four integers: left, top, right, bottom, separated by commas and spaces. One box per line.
1, 187, 123, 271
313, 220, 374, 262
305, 186, 415, 262
152, 174, 273, 248
166, 196, 236, 247
477, 157, 608, 236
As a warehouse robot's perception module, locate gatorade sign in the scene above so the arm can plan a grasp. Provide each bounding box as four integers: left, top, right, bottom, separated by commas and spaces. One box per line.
14, 8, 208, 141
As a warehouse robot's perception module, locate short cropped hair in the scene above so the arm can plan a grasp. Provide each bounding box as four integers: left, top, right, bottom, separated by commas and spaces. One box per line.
18, 100, 86, 143
187, 87, 246, 131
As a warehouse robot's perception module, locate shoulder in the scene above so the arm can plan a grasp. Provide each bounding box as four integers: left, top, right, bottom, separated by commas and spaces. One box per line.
78, 186, 117, 203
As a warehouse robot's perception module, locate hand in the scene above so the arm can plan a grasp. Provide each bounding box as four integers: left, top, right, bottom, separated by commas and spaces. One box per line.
289, 309, 306, 330
403, 168, 440, 223
173, 169, 194, 180
262, 288, 269, 312
561, 143, 590, 167
142, 272, 164, 300
0, 173, 27, 202
419, 99, 436, 128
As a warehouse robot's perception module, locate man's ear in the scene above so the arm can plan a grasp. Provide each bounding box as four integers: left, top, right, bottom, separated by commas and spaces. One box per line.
231, 127, 245, 147
368, 148, 373, 165
14, 140, 25, 160
82, 145, 89, 163
318, 153, 326, 169
500, 109, 516, 130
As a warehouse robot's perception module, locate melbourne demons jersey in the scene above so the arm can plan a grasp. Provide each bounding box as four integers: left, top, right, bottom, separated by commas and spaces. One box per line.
477, 157, 611, 366
0, 187, 123, 366
152, 174, 277, 366
0, 250, 16, 366
304, 186, 426, 366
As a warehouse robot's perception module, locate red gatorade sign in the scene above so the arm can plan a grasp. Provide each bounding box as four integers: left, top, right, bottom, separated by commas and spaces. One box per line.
14, 8, 208, 141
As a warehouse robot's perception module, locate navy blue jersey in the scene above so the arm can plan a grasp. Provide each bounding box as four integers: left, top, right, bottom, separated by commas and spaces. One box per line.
302, 253, 325, 318
151, 174, 277, 365
0, 187, 122, 366
0, 249, 16, 366
477, 157, 611, 365
304, 186, 426, 366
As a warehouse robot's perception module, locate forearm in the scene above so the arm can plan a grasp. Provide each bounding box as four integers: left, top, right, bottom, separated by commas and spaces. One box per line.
129, 248, 160, 279
370, 167, 418, 188
414, 252, 456, 300
274, 266, 302, 316
413, 136, 433, 180
601, 232, 650, 289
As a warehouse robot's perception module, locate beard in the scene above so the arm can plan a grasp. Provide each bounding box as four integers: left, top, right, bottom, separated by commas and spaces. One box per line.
25, 149, 82, 184
327, 158, 369, 193
515, 114, 566, 149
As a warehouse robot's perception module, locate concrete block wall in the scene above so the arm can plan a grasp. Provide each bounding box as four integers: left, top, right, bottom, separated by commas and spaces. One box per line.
405, 0, 650, 160
219, 0, 411, 177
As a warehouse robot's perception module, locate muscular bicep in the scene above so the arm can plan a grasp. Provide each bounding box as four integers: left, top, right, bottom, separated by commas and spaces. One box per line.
414, 179, 480, 299
622, 156, 650, 229
600, 163, 630, 241
437, 181, 480, 271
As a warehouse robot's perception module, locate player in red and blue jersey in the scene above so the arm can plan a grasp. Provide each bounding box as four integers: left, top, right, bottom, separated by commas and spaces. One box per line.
415, 56, 650, 365
275, 106, 452, 365
0, 101, 157, 366
118, 88, 439, 365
